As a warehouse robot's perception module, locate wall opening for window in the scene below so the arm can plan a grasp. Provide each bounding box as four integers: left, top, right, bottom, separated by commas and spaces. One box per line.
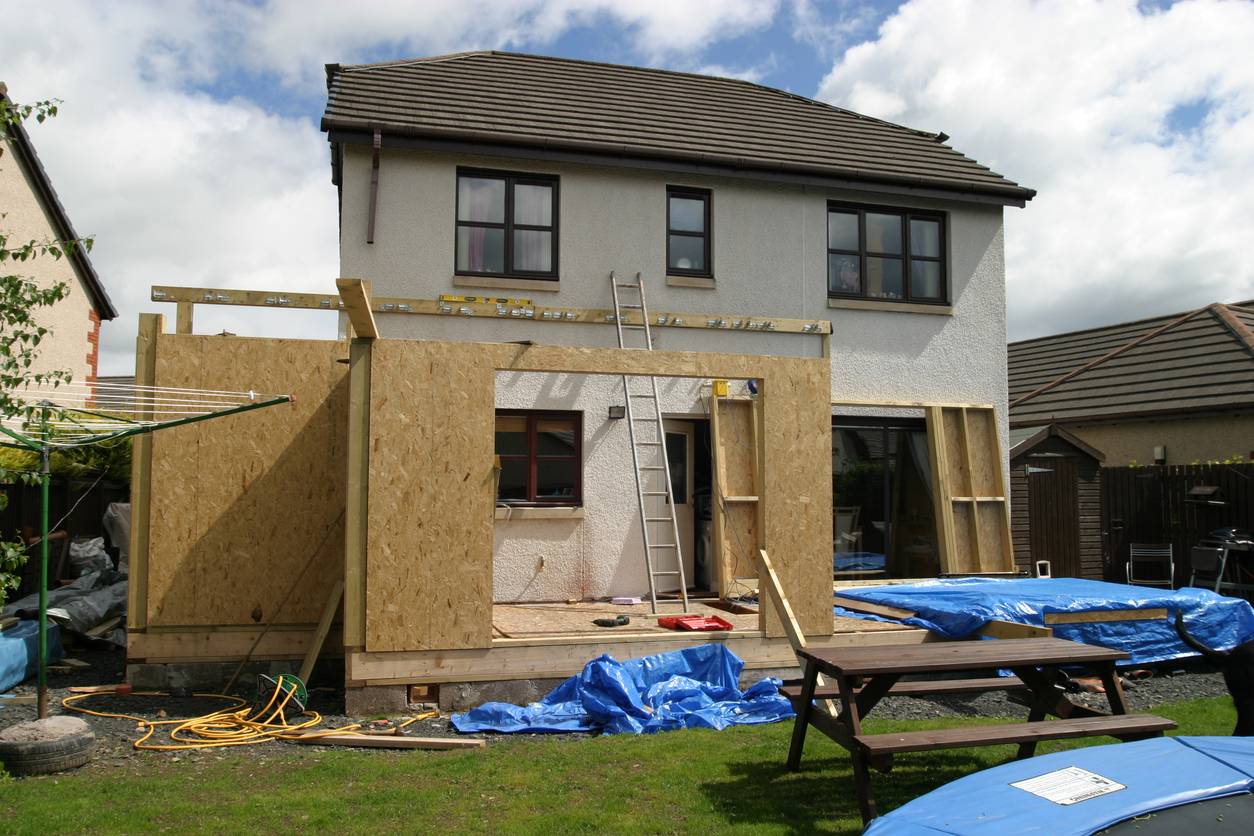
827, 202, 945, 304
456, 169, 558, 279
833, 416, 940, 579
495, 410, 581, 505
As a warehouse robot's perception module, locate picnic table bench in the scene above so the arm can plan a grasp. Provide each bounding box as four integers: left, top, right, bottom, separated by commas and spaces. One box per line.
782, 637, 1177, 824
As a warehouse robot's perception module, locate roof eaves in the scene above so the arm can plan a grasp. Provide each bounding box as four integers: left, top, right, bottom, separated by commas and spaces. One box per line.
0, 84, 117, 320
321, 116, 1036, 204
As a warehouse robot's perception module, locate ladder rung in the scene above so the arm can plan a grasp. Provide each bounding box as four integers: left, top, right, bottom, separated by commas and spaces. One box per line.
633, 417, 658, 421
639, 465, 665, 470
619, 304, 643, 309
652, 571, 681, 576
637, 441, 662, 446
615, 283, 641, 289
650, 544, 678, 549
621, 325, 647, 330
644, 517, 671, 522
628, 393, 654, 397
642, 491, 668, 496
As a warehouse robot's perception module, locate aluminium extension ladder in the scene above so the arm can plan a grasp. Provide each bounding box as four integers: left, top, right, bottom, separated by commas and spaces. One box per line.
609, 272, 690, 614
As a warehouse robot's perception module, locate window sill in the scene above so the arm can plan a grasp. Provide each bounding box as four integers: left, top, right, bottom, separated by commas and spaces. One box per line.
827, 298, 953, 316
453, 275, 561, 293
495, 506, 584, 520
666, 275, 716, 289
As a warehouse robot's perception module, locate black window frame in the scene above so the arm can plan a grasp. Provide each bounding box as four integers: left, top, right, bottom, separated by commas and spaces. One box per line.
826, 202, 947, 305
455, 168, 560, 280
495, 410, 582, 506
666, 185, 713, 278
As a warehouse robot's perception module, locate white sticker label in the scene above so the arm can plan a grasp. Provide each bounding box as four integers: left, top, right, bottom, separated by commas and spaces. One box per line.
1011, 766, 1126, 805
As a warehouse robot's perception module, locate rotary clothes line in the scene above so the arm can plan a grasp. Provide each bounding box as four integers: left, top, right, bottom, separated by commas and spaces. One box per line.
0, 379, 291, 718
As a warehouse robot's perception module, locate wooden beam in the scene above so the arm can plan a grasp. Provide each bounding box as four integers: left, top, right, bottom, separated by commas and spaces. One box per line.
976, 620, 1052, 639
833, 595, 915, 621
1044, 608, 1167, 625
758, 549, 840, 714
299, 580, 344, 683
151, 284, 832, 338
175, 301, 193, 334
127, 313, 162, 631
343, 338, 372, 648
336, 278, 378, 339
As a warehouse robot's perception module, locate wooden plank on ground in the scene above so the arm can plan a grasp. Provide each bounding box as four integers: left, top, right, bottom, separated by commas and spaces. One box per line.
287, 732, 484, 750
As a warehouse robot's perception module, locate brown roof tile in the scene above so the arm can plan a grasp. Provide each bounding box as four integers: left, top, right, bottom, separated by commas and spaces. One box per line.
322, 52, 1034, 205
1008, 301, 1254, 425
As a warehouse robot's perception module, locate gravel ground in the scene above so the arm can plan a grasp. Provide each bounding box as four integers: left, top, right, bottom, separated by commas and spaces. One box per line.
0, 644, 1235, 776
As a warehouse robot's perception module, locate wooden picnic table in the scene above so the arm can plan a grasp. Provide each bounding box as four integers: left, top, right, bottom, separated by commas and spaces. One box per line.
782, 637, 1177, 824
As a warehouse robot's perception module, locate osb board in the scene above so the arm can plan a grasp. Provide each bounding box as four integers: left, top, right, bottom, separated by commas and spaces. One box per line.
365, 340, 497, 652
719, 503, 759, 596
492, 602, 759, 637
145, 334, 348, 626
363, 339, 833, 653
928, 406, 1013, 575
716, 400, 756, 495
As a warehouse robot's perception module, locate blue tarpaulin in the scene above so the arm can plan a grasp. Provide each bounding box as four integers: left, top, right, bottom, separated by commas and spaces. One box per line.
0, 620, 64, 694
833, 577, 1254, 666
450, 644, 795, 735
865, 736, 1254, 835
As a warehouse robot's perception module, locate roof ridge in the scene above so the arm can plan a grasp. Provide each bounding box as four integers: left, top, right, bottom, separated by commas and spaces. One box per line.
1212, 302, 1254, 355
336, 50, 949, 142
1009, 298, 1254, 348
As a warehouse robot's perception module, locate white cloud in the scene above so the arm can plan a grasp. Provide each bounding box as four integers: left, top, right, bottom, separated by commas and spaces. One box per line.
0, 0, 781, 374
816, 0, 1254, 340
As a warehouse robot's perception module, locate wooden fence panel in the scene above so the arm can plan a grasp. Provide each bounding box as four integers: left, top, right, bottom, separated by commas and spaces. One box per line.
1101, 462, 1254, 586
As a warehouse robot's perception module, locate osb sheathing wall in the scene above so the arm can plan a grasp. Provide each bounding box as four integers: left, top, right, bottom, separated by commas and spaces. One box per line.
362, 338, 832, 653
714, 399, 759, 596
144, 334, 349, 626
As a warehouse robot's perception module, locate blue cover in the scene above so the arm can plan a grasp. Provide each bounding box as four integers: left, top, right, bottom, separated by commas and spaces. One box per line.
450, 644, 794, 735
0, 620, 64, 693
834, 578, 1254, 665
835, 552, 887, 572
865, 736, 1254, 835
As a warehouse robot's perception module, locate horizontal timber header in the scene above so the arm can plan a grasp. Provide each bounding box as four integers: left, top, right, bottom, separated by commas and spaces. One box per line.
151, 283, 832, 337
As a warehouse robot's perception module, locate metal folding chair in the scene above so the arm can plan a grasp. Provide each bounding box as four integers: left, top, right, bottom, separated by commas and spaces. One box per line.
1188, 545, 1228, 593
1127, 544, 1174, 589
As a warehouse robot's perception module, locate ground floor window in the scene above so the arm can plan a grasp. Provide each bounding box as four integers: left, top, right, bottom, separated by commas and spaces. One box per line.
495, 411, 582, 505
833, 417, 940, 579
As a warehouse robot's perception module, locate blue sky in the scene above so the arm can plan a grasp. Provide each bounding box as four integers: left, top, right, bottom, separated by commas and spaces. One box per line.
2, 0, 1251, 374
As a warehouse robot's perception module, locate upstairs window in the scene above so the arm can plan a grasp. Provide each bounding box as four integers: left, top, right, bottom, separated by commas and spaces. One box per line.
828, 203, 946, 303
666, 186, 712, 277
495, 411, 581, 505
456, 170, 558, 279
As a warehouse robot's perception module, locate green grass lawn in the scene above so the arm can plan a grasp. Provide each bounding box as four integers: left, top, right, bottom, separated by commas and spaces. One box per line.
2, 696, 1236, 835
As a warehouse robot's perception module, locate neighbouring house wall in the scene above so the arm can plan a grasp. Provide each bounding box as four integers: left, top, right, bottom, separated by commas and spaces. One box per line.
338, 145, 1010, 600
0, 138, 98, 383
1066, 411, 1254, 467
140, 334, 348, 628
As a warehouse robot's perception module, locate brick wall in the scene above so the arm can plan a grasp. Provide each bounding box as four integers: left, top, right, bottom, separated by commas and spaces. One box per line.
86, 308, 100, 382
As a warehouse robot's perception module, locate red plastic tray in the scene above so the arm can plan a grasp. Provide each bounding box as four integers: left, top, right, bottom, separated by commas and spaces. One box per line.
657, 615, 735, 632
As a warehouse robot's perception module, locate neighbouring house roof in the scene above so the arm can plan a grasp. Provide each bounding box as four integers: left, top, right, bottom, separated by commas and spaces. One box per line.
322, 51, 1035, 206
1008, 424, 1104, 462
0, 83, 117, 320
1009, 301, 1254, 426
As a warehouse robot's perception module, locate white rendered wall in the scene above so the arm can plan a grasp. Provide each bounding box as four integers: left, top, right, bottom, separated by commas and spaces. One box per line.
338, 146, 1010, 601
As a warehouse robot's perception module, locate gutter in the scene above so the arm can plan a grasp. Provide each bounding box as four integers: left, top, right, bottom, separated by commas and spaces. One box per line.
322, 120, 1036, 208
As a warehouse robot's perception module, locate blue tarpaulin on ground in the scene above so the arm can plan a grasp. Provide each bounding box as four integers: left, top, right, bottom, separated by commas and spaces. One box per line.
865, 736, 1254, 835
450, 644, 795, 735
833, 577, 1254, 665
0, 620, 64, 694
